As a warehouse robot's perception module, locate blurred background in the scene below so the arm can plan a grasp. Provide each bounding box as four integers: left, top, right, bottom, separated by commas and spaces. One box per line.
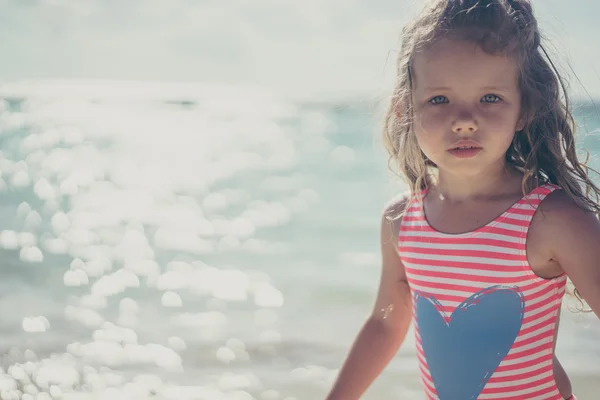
0, 0, 598, 399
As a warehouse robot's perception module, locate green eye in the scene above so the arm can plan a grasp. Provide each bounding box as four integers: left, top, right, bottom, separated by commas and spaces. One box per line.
482, 94, 501, 103
430, 96, 448, 105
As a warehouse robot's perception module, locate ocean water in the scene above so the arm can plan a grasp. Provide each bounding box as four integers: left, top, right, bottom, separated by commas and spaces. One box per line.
0, 80, 598, 400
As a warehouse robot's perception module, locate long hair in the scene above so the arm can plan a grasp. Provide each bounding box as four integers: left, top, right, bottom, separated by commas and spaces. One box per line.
382, 0, 600, 310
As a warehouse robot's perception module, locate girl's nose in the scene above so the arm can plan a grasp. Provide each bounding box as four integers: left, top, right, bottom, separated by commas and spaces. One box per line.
452, 110, 478, 134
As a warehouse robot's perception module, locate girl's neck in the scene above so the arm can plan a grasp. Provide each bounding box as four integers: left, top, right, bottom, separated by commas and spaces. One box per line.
431, 163, 523, 203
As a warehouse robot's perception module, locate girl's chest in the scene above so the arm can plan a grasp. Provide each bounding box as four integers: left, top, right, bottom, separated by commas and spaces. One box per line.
421, 197, 563, 278
423, 199, 514, 234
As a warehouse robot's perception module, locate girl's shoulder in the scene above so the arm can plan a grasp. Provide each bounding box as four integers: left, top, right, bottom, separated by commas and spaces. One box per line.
530, 185, 588, 237
381, 190, 412, 237
382, 190, 412, 220
535, 185, 584, 215
531, 186, 600, 315
380, 191, 412, 258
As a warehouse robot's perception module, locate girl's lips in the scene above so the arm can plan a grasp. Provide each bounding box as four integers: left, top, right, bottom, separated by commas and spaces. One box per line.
448, 139, 482, 150
448, 147, 482, 158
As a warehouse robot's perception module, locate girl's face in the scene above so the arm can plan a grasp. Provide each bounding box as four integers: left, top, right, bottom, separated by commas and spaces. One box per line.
411, 38, 523, 177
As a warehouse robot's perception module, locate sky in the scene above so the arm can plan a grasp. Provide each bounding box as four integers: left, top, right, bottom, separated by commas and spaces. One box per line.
0, 0, 599, 100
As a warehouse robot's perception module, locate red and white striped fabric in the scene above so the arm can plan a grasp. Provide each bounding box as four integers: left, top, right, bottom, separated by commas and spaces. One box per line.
399, 184, 567, 400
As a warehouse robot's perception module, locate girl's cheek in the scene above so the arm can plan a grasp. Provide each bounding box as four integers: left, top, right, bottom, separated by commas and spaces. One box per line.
414, 124, 440, 159
415, 110, 446, 136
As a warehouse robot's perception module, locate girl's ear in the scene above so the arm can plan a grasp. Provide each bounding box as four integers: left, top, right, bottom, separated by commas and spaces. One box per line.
516, 115, 527, 132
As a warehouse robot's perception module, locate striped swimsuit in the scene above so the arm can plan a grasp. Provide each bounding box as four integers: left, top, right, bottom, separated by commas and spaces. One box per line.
398, 184, 572, 400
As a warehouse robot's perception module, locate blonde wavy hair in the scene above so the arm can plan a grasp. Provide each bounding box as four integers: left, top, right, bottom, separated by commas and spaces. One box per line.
382, 0, 600, 311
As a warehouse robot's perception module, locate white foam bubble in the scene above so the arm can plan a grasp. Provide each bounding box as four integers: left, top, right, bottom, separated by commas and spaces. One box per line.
156, 271, 188, 291
91, 270, 140, 297
218, 373, 253, 392
123, 258, 159, 279
24, 210, 42, 230
230, 217, 255, 238
11, 169, 30, 188
161, 291, 182, 308
93, 323, 138, 345
79, 257, 113, 278
0, 376, 17, 391
64, 306, 104, 328
203, 192, 229, 212
8, 365, 25, 381
49, 385, 62, 398
51, 212, 70, 233
34, 361, 80, 389
22, 316, 50, 333
212, 270, 250, 302
147, 344, 182, 370
0, 230, 19, 249
34, 178, 57, 200
154, 227, 215, 254
79, 295, 108, 310
20, 246, 43, 263
261, 389, 281, 400
167, 337, 187, 352
218, 235, 241, 252
253, 282, 284, 308
63, 269, 89, 287
226, 338, 246, 352
119, 298, 139, 314
216, 347, 236, 364
19, 232, 36, 247
173, 311, 227, 328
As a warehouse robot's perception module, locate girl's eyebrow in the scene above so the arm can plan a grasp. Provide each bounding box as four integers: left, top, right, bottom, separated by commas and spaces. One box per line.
422, 86, 451, 93
421, 85, 513, 93
481, 85, 512, 92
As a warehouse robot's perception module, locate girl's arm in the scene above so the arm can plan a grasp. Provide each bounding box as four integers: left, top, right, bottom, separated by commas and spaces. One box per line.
540, 191, 600, 317
325, 197, 413, 400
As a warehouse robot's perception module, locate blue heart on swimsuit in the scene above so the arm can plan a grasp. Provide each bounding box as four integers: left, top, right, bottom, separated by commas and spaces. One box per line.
415, 286, 524, 400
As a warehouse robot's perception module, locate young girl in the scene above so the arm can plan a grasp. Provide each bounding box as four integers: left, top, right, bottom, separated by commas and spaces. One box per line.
326, 1, 600, 399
